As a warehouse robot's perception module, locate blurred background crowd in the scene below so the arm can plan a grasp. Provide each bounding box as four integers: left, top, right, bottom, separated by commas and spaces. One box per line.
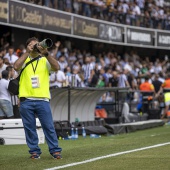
19, 0, 170, 30
0, 0, 170, 118
0, 29, 169, 119
0, 32, 169, 93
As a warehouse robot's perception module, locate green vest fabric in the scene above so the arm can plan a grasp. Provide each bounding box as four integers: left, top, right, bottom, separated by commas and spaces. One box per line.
19, 57, 50, 99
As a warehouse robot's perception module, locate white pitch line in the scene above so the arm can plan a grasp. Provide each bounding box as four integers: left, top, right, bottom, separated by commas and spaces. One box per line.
45, 142, 170, 170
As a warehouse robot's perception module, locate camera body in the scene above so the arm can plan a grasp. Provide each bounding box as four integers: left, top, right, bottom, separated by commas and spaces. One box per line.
34, 38, 53, 53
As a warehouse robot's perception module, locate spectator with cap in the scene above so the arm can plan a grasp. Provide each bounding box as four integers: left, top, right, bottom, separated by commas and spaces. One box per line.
0, 70, 14, 119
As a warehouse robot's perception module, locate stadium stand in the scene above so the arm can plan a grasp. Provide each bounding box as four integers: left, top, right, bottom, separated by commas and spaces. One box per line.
0, 0, 169, 124
20, 0, 170, 30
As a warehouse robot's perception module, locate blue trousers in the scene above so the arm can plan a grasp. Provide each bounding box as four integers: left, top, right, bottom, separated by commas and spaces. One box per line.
19, 99, 62, 155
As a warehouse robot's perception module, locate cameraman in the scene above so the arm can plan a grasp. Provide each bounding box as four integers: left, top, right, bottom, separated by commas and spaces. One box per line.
13, 37, 62, 159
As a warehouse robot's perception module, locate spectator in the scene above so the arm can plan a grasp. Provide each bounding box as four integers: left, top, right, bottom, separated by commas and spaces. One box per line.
68, 51, 77, 66
118, 69, 130, 88
50, 70, 66, 88
6, 65, 18, 79
93, 0, 106, 19
6, 65, 19, 118
82, 56, 94, 86
73, 0, 81, 14
139, 76, 155, 92
96, 75, 105, 87
157, 73, 170, 119
0, 57, 7, 78
152, 74, 162, 93
70, 67, 82, 87
4, 46, 18, 66
81, 0, 93, 17
0, 70, 14, 119
58, 0, 65, 11
139, 76, 155, 113
65, 0, 73, 12
109, 70, 119, 87
43, 0, 55, 8
58, 54, 68, 72
72, 59, 81, 72
0, 47, 6, 58
64, 66, 72, 86
136, 0, 145, 12
158, 72, 165, 83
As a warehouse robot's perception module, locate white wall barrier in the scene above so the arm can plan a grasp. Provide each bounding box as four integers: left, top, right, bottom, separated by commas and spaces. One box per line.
50, 87, 129, 122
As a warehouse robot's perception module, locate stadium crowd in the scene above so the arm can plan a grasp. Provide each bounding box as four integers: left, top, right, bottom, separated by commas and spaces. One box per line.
0, 36, 169, 93
20, 0, 170, 30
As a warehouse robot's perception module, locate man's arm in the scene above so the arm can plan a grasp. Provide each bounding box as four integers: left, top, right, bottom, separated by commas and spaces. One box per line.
13, 42, 33, 71
45, 55, 60, 71
13, 52, 29, 71
37, 45, 60, 71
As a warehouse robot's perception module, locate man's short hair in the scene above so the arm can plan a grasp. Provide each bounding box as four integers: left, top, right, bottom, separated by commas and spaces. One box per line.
26, 37, 39, 47
2, 70, 9, 79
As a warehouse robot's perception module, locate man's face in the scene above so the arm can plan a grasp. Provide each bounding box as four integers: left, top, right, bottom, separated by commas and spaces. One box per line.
8, 48, 14, 56
28, 40, 39, 54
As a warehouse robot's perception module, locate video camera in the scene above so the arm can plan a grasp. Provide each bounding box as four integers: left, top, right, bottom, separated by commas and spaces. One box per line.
34, 38, 53, 52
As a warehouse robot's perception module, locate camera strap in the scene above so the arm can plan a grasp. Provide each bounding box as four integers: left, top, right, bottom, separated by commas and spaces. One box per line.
17, 55, 42, 80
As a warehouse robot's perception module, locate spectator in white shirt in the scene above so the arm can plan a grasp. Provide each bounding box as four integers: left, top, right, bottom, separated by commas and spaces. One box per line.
0, 57, 7, 78
122, 1, 129, 14
68, 51, 77, 66
0, 70, 14, 119
58, 54, 68, 72
136, 0, 145, 11
4, 46, 18, 66
118, 69, 130, 88
155, 0, 164, 7
50, 70, 66, 88
133, 2, 141, 15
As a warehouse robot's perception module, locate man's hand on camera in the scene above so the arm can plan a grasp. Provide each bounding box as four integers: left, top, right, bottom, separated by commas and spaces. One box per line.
36, 44, 49, 57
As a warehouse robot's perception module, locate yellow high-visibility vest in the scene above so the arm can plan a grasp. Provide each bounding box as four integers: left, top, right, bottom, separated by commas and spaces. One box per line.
19, 57, 50, 99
